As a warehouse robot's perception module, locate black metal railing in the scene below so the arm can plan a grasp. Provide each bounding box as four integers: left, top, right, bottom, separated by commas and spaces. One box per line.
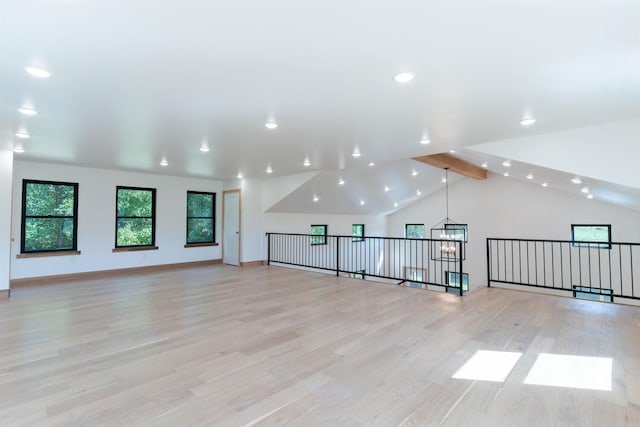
266, 233, 466, 295
487, 238, 640, 302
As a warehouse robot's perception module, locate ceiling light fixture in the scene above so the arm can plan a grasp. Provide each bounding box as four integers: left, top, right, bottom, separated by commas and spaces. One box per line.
18, 107, 37, 116
25, 66, 50, 78
338, 178, 345, 186
303, 159, 311, 167
394, 72, 415, 83
13, 145, 25, 153
520, 118, 536, 126
542, 182, 548, 187
420, 138, 431, 145
571, 177, 582, 184
200, 145, 210, 152
360, 200, 365, 206
581, 187, 590, 194
481, 162, 488, 168
587, 194, 594, 199
526, 174, 534, 180
368, 162, 375, 167
384, 186, 390, 192
160, 159, 168, 166
503, 172, 509, 177
266, 166, 273, 174
265, 122, 278, 129
15, 131, 30, 139
441, 177, 447, 183
237, 173, 243, 179
313, 195, 319, 202
502, 160, 511, 167
416, 189, 422, 196
411, 170, 418, 176
450, 150, 456, 154
352, 150, 361, 158
394, 202, 399, 208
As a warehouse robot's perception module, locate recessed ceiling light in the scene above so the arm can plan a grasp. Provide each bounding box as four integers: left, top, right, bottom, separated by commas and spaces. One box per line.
581, 187, 590, 194
416, 189, 422, 196
360, 200, 365, 206
411, 170, 418, 176
338, 178, 345, 186
352, 150, 361, 158
502, 160, 511, 167
25, 66, 50, 78
13, 145, 25, 153
265, 122, 278, 129
266, 166, 273, 174
481, 162, 488, 168
587, 193, 594, 199
394, 72, 415, 83
384, 186, 390, 192
18, 107, 37, 116
441, 177, 447, 183
450, 150, 456, 154
303, 159, 311, 167
394, 202, 399, 208
237, 173, 243, 179
420, 138, 431, 145
542, 182, 548, 187
571, 177, 582, 184
313, 195, 319, 202
526, 173, 534, 180
520, 118, 536, 126
200, 145, 210, 152
368, 162, 375, 167
160, 159, 168, 166
15, 131, 30, 139
503, 172, 509, 177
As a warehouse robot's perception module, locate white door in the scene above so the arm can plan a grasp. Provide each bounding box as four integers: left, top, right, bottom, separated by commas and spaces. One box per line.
223, 190, 240, 266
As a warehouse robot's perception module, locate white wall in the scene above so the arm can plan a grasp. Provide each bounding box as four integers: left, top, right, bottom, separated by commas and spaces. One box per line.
11, 161, 223, 279
0, 151, 13, 291
388, 173, 640, 290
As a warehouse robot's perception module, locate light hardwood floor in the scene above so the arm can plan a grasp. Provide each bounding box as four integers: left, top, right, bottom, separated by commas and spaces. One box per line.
1, 265, 639, 426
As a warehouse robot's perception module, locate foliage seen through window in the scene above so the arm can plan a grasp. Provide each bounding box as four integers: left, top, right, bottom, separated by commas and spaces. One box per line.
116, 187, 156, 247
187, 191, 215, 244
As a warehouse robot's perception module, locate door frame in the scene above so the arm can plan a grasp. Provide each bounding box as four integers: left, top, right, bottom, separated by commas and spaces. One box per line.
222, 189, 241, 266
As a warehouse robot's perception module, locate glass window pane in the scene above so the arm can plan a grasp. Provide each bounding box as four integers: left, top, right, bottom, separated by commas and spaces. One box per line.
187, 193, 213, 217
25, 182, 75, 216
24, 218, 74, 251
117, 189, 152, 217
406, 225, 425, 239
187, 218, 214, 243
117, 218, 153, 246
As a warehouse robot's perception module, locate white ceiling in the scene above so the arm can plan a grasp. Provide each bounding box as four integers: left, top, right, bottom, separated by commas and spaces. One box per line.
1, 0, 638, 181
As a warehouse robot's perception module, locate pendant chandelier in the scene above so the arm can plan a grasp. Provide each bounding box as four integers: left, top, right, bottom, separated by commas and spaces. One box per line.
430, 167, 467, 260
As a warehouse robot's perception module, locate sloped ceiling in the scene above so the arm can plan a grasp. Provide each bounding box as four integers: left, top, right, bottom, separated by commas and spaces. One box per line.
266, 159, 461, 215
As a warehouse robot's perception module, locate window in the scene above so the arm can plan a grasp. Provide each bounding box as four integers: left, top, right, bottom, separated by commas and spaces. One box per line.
310, 224, 327, 245
21, 180, 78, 253
115, 186, 156, 248
405, 224, 425, 239
186, 191, 216, 244
352, 224, 364, 242
446, 271, 469, 292
573, 286, 613, 303
571, 224, 611, 249
444, 223, 468, 242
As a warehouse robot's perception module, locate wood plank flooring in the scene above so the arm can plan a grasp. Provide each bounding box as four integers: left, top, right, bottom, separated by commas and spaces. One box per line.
1, 265, 639, 426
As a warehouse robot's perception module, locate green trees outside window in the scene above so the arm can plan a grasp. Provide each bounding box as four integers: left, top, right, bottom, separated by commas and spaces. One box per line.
21, 180, 78, 253
187, 191, 215, 244
352, 224, 364, 242
405, 224, 425, 239
116, 186, 156, 247
310, 225, 327, 245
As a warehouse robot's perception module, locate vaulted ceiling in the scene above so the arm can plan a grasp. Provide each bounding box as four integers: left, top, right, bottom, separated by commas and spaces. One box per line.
1, 1, 638, 212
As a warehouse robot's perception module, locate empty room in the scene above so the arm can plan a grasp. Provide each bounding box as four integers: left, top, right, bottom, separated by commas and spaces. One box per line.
1, 1, 639, 425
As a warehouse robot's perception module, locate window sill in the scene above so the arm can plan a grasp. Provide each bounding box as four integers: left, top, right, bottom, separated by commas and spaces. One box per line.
17, 250, 81, 259
112, 246, 159, 253
184, 242, 219, 248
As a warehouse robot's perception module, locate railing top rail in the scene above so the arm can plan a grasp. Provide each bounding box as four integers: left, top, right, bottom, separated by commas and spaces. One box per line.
487, 237, 640, 246
266, 232, 464, 242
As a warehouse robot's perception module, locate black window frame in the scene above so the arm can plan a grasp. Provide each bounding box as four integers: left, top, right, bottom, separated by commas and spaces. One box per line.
115, 186, 157, 248
571, 224, 612, 249
310, 224, 328, 245
405, 223, 425, 239
186, 191, 216, 244
352, 224, 365, 242
445, 270, 469, 292
21, 179, 79, 254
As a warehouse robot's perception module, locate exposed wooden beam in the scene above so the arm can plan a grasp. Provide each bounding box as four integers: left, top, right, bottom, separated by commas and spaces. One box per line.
412, 153, 487, 180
